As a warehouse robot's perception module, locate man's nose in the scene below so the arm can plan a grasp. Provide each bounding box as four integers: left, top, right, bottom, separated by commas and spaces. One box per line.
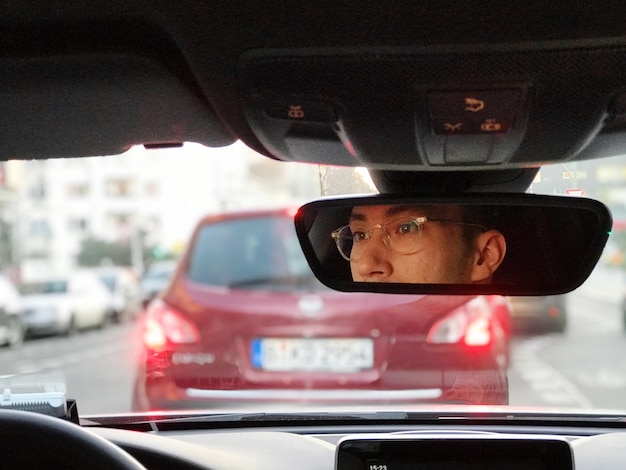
352, 235, 392, 280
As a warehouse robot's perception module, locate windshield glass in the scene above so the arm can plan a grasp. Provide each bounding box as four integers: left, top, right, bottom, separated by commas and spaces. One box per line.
0, 141, 622, 416
19, 281, 68, 295
97, 275, 116, 292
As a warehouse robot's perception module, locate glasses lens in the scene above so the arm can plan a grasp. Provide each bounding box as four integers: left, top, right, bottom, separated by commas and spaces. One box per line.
333, 219, 424, 261
386, 219, 422, 254
334, 226, 355, 260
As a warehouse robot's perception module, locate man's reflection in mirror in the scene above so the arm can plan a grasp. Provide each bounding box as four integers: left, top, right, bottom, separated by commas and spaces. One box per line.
331, 204, 506, 283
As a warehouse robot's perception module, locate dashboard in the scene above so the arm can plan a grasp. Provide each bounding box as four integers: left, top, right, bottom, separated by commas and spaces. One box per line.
85, 422, 626, 470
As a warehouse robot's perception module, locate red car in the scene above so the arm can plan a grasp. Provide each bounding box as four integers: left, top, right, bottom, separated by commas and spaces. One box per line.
132, 208, 511, 411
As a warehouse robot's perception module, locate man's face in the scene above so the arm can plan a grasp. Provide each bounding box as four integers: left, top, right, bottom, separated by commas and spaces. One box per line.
347, 204, 476, 284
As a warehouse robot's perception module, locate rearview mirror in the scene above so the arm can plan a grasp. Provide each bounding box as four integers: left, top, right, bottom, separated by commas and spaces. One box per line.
294, 194, 612, 296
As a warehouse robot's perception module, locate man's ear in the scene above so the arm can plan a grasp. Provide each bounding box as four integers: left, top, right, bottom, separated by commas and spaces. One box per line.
470, 230, 507, 284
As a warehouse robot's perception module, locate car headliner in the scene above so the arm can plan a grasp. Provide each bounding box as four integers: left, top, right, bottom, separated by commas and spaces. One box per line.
1, 1, 626, 194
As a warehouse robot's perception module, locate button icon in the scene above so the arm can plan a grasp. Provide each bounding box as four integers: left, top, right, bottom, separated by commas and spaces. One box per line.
444, 122, 463, 132
287, 105, 305, 119
465, 97, 485, 113
480, 119, 503, 132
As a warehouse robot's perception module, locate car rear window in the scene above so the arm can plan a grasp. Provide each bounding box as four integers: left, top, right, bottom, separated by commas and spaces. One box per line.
187, 215, 320, 291
98, 275, 117, 292
19, 281, 68, 295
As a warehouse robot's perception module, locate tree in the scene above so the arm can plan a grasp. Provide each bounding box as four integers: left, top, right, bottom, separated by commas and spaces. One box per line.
77, 237, 134, 267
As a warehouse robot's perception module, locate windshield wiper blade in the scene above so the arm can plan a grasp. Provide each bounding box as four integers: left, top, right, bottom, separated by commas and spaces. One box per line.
134, 411, 411, 425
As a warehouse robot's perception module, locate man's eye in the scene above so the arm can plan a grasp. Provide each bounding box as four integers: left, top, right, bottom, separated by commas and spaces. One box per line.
352, 230, 368, 242
395, 222, 419, 235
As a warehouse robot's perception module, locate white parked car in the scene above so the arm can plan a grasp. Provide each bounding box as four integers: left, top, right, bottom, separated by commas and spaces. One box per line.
19, 271, 113, 336
91, 266, 142, 323
139, 260, 177, 307
0, 275, 24, 347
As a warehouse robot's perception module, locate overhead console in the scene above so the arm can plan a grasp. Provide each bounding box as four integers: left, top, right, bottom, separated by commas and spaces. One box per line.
238, 41, 626, 170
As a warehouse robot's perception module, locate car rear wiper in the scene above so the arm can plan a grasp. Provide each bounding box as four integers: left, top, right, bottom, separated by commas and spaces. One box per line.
227, 273, 320, 290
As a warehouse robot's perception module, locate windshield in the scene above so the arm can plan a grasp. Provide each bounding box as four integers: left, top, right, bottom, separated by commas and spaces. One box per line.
19, 281, 68, 295
0, 141, 623, 417
97, 275, 116, 292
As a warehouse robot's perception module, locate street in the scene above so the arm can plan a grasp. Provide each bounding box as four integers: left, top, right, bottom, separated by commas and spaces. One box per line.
0, 321, 142, 415
509, 292, 626, 410
1, 267, 625, 415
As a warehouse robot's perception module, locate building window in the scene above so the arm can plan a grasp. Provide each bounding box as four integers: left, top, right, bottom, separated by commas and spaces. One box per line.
29, 181, 46, 199
28, 219, 52, 239
67, 183, 89, 197
106, 213, 132, 241
68, 218, 88, 233
145, 181, 160, 196
105, 179, 135, 197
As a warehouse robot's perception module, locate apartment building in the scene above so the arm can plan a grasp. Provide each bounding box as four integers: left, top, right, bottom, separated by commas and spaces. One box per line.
13, 142, 322, 277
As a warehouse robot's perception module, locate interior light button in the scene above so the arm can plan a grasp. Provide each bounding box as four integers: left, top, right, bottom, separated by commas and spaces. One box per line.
428, 89, 521, 117
262, 97, 337, 123
428, 89, 520, 136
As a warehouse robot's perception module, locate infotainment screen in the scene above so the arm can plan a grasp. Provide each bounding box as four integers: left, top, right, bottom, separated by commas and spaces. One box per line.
336, 435, 574, 470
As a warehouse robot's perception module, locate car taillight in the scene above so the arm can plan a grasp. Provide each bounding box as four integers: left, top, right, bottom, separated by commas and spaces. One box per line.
427, 309, 468, 344
426, 298, 492, 347
464, 317, 491, 346
548, 306, 562, 318
143, 299, 200, 350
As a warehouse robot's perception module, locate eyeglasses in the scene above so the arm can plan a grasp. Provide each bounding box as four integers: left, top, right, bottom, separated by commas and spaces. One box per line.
330, 216, 486, 261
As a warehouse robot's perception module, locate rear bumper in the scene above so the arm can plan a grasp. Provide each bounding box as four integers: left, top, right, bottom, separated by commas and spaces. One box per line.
185, 387, 442, 401
24, 318, 65, 336
0, 326, 10, 345
134, 383, 444, 411
132, 369, 507, 411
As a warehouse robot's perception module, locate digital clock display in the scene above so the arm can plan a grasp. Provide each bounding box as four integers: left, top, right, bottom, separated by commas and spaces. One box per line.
366, 460, 542, 470
336, 437, 573, 470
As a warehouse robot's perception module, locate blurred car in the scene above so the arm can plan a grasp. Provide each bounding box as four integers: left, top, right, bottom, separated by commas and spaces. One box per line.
132, 208, 511, 411
92, 266, 142, 323
508, 295, 568, 334
0, 275, 24, 347
19, 271, 113, 336
621, 290, 626, 331
139, 260, 177, 308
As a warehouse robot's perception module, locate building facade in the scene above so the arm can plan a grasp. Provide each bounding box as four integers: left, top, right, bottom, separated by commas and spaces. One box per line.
13, 142, 322, 278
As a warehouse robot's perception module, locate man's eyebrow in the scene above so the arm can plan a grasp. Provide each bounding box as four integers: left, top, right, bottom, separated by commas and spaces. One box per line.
349, 205, 425, 223
384, 205, 424, 218
349, 212, 367, 222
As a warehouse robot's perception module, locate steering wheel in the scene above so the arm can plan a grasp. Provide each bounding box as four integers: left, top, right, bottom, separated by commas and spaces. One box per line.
0, 409, 146, 469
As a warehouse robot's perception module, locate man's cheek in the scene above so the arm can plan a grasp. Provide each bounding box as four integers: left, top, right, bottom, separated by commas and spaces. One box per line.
402, 260, 430, 283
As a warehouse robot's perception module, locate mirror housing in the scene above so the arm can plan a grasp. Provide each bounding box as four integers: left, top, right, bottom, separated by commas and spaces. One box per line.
294, 194, 612, 296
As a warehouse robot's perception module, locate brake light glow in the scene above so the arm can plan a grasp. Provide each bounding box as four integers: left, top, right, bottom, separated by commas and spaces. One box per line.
285, 207, 300, 218
464, 317, 491, 346
143, 299, 200, 350
426, 299, 492, 347
144, 316, 168, 350
548, 306, 562, 318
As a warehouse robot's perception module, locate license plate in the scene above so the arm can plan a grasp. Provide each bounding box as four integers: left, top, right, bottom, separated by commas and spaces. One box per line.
251, 338, 374, 372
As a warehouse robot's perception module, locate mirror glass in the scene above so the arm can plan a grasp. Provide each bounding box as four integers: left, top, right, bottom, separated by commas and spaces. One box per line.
294, 194, 612, 296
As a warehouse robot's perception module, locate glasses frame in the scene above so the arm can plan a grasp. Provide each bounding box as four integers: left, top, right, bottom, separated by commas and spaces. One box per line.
331, 216, 486, 261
